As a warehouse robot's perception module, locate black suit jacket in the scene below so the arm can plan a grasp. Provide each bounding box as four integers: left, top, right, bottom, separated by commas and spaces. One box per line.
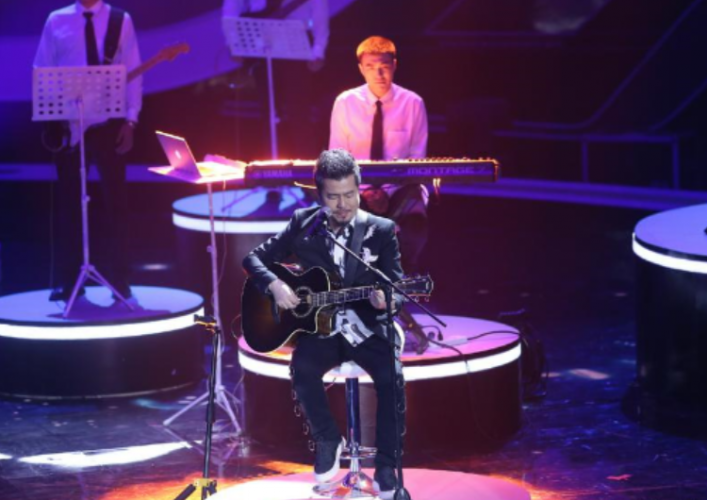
242, 206, 404, 342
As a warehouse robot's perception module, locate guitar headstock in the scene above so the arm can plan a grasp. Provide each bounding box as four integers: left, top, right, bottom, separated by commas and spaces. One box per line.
398, 274, 434, 299
156, 42, 191, 63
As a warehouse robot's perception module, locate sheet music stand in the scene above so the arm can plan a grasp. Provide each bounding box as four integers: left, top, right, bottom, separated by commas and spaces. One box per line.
223, 16, 313, 159
32, 65, 133, 317
149, 151, 244, 435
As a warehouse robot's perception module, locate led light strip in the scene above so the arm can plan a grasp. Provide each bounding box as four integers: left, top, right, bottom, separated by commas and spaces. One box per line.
173, 213, 287, 234
238, 344, 521, 382
633, 235, 707, 274
0, 308, 203, 340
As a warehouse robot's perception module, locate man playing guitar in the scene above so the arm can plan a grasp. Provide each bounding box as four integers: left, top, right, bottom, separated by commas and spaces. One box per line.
243, 149, 405, 499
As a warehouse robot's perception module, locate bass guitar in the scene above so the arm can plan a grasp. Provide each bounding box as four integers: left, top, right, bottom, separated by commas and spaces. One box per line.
241, 263, 434, 353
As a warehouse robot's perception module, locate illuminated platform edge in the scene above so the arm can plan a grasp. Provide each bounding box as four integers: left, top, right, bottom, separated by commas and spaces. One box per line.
0, 286, 205, 399
210, 468, 530, 500
172, 187, 311, 234
633, 203, 707, 273
238, 315, 523, 452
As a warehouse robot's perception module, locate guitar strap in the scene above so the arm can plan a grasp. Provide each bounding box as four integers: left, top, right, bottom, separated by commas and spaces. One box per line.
343, 210, 369, 287
103, 7, 125, 65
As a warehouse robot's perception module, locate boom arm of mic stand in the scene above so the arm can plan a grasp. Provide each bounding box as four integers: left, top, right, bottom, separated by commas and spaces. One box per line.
322, 231, 446, 329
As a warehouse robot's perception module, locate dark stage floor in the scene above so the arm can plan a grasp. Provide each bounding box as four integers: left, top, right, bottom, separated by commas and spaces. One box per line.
1, 189, 707, 499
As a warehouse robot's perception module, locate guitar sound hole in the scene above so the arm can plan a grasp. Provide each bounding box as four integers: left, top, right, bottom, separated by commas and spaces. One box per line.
292, 287, 314, 319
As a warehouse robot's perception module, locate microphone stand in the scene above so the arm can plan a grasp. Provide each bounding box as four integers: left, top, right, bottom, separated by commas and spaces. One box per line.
171, 314, 223, 500
320, 223, 446, 500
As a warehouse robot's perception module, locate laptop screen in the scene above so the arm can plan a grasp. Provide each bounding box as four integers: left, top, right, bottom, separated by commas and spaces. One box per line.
156, 131, 200, 176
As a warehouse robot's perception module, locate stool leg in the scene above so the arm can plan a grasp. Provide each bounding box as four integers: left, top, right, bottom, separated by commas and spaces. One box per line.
347, 378, 361, 466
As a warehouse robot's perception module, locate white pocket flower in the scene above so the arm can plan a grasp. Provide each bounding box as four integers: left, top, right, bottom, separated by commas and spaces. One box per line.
361, 247, 379, 264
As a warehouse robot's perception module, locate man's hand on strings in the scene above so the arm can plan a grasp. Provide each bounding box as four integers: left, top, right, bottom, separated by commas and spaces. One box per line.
269, 279, 300, 309
369, 289, 387, 310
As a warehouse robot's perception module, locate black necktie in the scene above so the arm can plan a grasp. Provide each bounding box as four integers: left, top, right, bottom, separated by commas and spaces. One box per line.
370, 100, 384, 160
84, 12, 100, 66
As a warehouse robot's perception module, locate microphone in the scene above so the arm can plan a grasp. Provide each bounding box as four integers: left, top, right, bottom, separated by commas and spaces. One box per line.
305, 206, 331, 239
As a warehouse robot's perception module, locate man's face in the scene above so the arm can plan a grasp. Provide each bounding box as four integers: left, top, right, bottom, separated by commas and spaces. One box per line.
320, 175, 360, 230
359, 53, 396, 98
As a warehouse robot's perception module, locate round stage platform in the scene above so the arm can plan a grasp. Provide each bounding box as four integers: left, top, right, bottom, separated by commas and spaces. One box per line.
631, 203, 707, 432
172, 186, 314, 323
238, 315, 522, 452
210, 468, 530, 500
0, 286, 205, 399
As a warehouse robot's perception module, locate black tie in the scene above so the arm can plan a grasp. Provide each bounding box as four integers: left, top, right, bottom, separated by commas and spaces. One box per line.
84, 12, 100, 66
370, 100, 384, 160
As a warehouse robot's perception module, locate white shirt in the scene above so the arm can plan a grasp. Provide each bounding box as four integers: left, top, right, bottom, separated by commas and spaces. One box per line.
222, 0, 329, 60
34, 1, 143, 143
329, 83, 428, 160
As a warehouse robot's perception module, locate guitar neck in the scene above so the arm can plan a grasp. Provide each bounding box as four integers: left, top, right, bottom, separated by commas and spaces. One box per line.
311, 286, 377, 308
127, 56, 161, 83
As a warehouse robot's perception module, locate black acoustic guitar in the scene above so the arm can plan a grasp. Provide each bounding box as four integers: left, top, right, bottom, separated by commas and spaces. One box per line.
241, 263, 434, 353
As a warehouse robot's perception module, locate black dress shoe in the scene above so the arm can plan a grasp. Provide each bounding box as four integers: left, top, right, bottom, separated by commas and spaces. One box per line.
374, 465, 398, 500
48, 286, 85, 302
313, 437, 345, 483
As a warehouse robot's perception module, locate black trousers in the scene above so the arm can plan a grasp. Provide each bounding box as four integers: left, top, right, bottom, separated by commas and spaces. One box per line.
53, 119, 130, 291
291, 332, 405, 468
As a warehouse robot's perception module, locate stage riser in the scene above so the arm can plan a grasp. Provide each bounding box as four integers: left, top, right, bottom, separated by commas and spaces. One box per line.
0, 327, 203, 398
635, 259, 707, 428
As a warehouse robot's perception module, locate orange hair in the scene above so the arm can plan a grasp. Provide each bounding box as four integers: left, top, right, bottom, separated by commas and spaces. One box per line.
356, 36, 397, 62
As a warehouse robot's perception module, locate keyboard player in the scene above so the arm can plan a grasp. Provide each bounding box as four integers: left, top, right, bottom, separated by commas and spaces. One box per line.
328, 36, 430, 352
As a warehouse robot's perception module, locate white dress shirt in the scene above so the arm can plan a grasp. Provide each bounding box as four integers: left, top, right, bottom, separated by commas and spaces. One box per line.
34, 1, 143, 144
222, 0, 329, 60
329, 83, 428, 160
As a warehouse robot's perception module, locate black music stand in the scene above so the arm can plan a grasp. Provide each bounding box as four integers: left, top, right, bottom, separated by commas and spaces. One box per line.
222, 16, 313, 159
32, 65, 133, 317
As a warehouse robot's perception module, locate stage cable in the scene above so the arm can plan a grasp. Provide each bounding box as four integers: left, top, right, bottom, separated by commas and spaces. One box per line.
411, 310, 547, 446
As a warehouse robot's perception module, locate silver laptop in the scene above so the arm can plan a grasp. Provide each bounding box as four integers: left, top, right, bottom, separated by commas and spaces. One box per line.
151, 131, 244, 184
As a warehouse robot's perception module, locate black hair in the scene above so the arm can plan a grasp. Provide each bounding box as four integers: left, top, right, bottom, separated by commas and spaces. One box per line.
314, 149, 361, 193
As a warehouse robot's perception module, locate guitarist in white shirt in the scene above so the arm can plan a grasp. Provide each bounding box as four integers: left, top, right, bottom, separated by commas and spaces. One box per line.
243, 149, 405, 499
34, 0, 142, 301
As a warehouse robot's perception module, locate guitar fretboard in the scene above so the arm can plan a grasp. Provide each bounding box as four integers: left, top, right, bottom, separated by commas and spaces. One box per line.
310, 286, 376, 307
